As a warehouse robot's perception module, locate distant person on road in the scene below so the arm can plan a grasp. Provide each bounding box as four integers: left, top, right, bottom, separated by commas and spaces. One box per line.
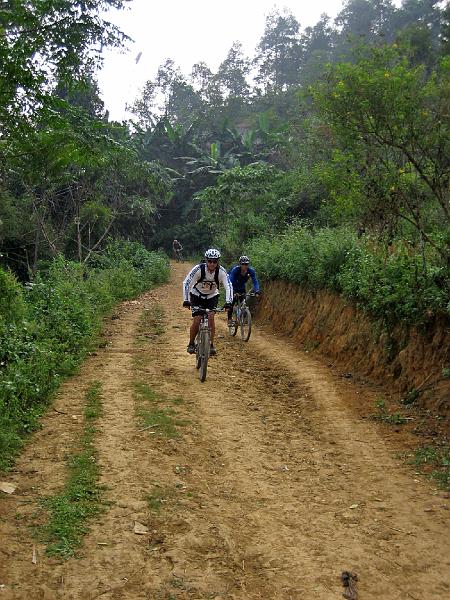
182, 248, 233, 356
173, 239, 183, 261
227, 255, 261, 325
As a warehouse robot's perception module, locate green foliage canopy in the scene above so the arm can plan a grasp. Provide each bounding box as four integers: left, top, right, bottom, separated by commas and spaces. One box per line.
311, 45, 450, 260
0, 0, 129, 134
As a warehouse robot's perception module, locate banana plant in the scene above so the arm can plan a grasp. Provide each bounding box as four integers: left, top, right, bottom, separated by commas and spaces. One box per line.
180, 141, 240, 176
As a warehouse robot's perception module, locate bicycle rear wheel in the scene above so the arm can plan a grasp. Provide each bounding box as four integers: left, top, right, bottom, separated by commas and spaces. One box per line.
240, 307, 252, 342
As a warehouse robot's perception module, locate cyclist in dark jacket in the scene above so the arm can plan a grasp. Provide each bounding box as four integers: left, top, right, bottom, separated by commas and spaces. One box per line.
227, 255, 261, 324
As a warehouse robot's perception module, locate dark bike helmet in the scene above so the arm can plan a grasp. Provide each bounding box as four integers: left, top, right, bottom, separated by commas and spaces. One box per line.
205, 248, 221, 260
239, 255, 250, 264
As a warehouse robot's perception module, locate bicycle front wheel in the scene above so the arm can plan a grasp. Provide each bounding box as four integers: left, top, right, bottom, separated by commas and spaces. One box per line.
198, 329, 210, 382
195, 336, 201, 369
240, 307, 252, 342
229, 306, 238, 337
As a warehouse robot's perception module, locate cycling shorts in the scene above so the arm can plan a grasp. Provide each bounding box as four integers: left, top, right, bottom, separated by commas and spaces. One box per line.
190, 292, 219, 316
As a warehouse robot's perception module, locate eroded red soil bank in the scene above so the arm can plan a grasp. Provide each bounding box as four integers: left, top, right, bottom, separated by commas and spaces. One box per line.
256, 281, 450, 416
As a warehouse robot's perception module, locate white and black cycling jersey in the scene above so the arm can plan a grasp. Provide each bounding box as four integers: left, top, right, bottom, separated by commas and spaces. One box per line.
183, 264, 233, 304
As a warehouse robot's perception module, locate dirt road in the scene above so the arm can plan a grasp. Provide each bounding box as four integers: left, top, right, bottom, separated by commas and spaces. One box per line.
1, 262, 449, 600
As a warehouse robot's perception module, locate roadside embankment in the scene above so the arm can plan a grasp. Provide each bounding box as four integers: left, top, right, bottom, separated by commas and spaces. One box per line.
256, 280, 450, 416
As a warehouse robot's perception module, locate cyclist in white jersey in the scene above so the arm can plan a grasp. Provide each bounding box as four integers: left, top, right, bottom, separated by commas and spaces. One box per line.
182, 248, 233, 356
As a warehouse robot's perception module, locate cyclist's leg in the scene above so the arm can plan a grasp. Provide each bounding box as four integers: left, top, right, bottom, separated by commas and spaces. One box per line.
189, 316, 201, 343
227, 295, 236, 322
230, 293, 241, 322
236, 293, 244, 317
189, 293, 204, 345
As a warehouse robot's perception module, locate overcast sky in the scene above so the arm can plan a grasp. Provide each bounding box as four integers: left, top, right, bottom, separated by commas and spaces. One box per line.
98, 0, 349, 121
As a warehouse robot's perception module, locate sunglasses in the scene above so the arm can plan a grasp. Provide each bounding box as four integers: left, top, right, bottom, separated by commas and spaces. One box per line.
207, 259, 218, 263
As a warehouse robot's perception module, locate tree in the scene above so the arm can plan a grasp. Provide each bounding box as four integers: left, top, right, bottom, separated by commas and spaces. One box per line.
196, 163, 284, 257
393, 0, 443, 40
129, 80, 159, 129
312, 45, 450, 261
254, 9, 302, 93
0, 0, 129, 135
190, 61, 223, 106
3, 100, 172, 269
299, 15, 337, 86
302, 14, 336, 59
334, 0, 396, 43
441, 1, 450, 55
54, 70, 105, 119
130, 59, 203, 128
216, 42, 251, 102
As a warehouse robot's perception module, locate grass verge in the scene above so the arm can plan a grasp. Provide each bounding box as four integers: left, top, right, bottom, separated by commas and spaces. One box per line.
37, 380, 104, 559
411, 445, 450, 491
371, 398, 407, 425
145, 484, 175, 512
134, 382, 186, 439
137, 305, 165, 342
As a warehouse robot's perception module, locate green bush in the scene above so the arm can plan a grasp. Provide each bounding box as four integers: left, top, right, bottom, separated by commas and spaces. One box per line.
91, 240, 169, 291
339, 242, 449, 324
249, 225, 356, 291
28, 257, 99, 357
247, 224, 449, 326
0, 267, 26, 324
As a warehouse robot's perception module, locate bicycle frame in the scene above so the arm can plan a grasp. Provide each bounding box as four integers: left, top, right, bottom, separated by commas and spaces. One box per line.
174, 248, 183, 262
235, 293, 249, 318
192, 307, 225, 381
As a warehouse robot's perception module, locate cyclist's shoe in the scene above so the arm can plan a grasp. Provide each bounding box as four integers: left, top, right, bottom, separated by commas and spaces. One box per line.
209, 345, 217, 356
186, 342, 196, 354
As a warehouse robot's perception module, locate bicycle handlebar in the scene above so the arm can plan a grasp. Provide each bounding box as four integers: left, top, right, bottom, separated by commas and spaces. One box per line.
191, 307, 227, 313
234, 292, 260, 300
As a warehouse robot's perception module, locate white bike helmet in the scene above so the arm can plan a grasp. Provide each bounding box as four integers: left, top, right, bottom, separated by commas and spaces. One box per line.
205, 248, 221, 260
239, 255, 250, 264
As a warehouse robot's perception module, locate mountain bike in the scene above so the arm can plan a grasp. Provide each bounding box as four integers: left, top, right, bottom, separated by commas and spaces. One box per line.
174, 248, 183, 262
193, 307, 225, 382
228, 292, 256, 342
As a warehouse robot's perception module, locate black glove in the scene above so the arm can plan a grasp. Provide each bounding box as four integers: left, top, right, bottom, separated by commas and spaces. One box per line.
223, 302, 232, 309
183, 301, 191, 308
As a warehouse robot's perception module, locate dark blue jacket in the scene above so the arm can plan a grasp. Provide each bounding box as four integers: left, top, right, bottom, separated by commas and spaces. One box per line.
228, 265, 260, 294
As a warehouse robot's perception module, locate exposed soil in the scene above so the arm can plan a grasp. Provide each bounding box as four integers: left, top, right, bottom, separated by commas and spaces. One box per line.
256, 281, 450, 419
1, 262, 449, 600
